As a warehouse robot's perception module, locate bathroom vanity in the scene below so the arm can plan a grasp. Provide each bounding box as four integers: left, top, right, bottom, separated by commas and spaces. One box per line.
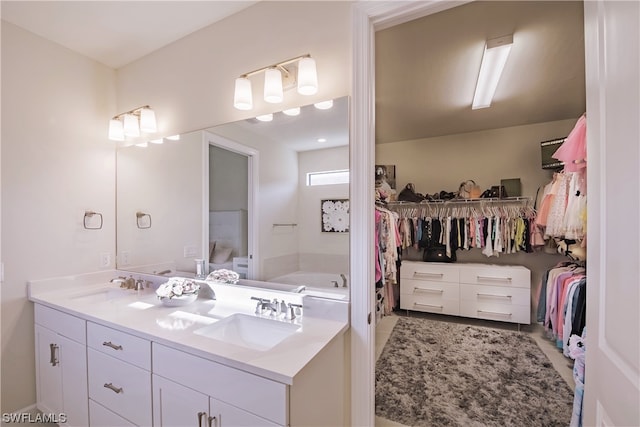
29, 271, 349, 427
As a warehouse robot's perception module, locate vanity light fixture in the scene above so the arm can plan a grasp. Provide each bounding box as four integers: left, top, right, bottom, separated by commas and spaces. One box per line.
108, 105, 158, 141
149, 138, 164, 144
165, 135, 180, 141
282, 107, 301, 116
233, 54, 318, 111
313, 99, 334, 110
255, 113, 273, 122
472, 34, 513, 110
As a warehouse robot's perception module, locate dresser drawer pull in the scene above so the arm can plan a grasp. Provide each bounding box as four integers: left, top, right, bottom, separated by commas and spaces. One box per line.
477, 275, 512, 282
208, 415, 217, 427
103, 383, 123, 394
477, 310, 512, 317
102, 341, 123, 351
477, 292, 512, 299
198, 411, 206, 427
413, 272, 444, 279
413, 287, 444, 294
414, 303, 443, 310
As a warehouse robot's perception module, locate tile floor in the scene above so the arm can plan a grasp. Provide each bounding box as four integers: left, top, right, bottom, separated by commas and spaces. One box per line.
374, 311, 575, 427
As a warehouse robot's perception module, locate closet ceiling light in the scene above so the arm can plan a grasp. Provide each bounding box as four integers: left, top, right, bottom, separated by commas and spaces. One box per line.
108, 105, 157, 141
472, 34, 513, 110
233, 54, 318, 111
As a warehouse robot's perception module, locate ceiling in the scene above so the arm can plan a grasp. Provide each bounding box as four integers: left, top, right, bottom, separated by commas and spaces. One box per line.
1, 1, 586, 147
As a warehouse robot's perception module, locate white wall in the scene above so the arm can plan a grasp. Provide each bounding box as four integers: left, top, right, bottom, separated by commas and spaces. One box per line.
298, 146, 350, 273
376, 119, 578, 199
1, 22, 116, 412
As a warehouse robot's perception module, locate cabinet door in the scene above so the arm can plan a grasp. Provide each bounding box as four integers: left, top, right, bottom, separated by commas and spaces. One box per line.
210, 397, 281, 427
59, 335, 89, 426
153, 375, 209, 427
35, 325, 63, 415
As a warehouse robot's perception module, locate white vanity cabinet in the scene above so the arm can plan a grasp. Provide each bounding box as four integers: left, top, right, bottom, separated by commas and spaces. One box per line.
152, 343, 284, 427
87, 322, 152, 426
400, 261, 531, 324
34, 304, 88, 427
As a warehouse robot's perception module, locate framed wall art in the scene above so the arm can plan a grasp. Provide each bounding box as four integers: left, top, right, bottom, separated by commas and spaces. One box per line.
321, 199, 349, 232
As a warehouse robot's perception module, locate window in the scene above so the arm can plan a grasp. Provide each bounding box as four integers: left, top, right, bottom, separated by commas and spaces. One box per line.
307, 169, 350, 186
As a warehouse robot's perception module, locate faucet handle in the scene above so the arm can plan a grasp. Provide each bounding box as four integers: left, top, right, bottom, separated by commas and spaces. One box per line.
250, 296, 268, 314
286, 303, 303, 320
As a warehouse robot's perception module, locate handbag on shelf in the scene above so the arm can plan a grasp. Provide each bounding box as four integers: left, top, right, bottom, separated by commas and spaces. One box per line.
397, 183, 426, 202
423, 244, 457, 263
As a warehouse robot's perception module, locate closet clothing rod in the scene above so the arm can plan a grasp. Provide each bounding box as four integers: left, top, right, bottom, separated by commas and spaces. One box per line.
387, 196, 531, 206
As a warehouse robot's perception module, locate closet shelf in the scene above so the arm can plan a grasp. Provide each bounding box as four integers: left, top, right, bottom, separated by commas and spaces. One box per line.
386, 196, 531, 206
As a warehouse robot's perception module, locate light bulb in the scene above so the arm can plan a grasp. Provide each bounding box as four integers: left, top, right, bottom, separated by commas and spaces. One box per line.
297, 57, 318, 95
264, 68, 283, 103
234, 77, 253, 110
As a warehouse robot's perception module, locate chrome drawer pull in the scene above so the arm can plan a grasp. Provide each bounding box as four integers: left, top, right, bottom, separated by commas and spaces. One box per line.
413, 287, 444, 294
477, 292, 512, 299
477, 310, 512, 317
414, 303, 443, 310
102, 341, 123, 351
103, 383, 123, 394
198, 411, 206, 427
476, 275, 512, 282
413, 272, 444, 279
49, 343, 59, 366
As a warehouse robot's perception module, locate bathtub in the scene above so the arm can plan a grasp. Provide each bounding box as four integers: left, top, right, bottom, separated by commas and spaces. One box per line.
269, 272, 349, 300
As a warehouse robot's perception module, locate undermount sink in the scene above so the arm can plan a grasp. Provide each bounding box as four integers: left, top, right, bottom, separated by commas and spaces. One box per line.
69, 286, 135, 303
193, 313, 301, 351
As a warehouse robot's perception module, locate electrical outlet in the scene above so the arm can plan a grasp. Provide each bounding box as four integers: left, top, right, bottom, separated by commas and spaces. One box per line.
100, 252, 111, 268
183, 246, 198, 258
120, 251, 130, 266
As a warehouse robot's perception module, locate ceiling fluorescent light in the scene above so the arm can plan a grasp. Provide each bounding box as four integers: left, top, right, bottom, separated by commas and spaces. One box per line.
472, 34, 513, 110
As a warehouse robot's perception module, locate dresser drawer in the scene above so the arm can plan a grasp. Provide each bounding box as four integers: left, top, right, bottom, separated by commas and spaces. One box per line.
87, 322, 150, 370
459, 265, 530, 288
400, 261, 458, 283
88, 349, 152, 426
34, 304, 86, 344
400, 294, 459, 316
460, 300, 530, 324
459, 284, 530, 306
400, 279, 459, 300
153, 343, 287, 425
89, 399, 136, 427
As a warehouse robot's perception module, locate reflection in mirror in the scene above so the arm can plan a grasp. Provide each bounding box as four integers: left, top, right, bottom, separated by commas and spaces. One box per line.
116, 96, 350, 299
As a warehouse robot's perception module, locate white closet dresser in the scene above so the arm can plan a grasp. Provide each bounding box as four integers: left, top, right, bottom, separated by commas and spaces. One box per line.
400, 261, 531, 324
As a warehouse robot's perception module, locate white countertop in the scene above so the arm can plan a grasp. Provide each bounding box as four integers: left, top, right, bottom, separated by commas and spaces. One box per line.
28, 270, 350, 385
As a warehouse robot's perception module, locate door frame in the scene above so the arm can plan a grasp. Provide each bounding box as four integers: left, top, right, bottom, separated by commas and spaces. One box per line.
202, 131, 259, 279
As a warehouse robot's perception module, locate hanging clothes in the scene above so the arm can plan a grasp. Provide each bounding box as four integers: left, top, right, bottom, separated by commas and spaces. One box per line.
375, 204, 401, 315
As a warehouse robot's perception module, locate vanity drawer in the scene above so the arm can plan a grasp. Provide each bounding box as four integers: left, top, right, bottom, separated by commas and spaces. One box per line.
34, 304, 86, 344
88, 348, 152, 426
400, 279, 459, 300
89, 399, 136, 427
459, 265, 530, 288
87, 322, 150, 370
153, 343, 287, 426
460, 299, 530, 324
400, 261, 458, 283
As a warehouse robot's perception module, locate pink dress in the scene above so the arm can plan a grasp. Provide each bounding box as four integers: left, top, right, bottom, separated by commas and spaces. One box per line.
553, 114, 587, 172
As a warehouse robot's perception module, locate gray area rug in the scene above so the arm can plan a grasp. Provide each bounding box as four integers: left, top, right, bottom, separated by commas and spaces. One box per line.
375, 316, 574, 426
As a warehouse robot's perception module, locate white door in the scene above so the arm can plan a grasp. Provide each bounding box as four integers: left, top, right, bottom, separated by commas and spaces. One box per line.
209, 397, 280, 427
35, 325, 63, 415
152, 375, 209, 427
583, 1, 640, 425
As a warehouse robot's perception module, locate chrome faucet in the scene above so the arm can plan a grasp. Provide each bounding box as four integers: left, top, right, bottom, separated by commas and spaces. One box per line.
286, 303, 303, 320
250, 296, 271, 314
340, 273, 348, 288
292, 285, 306, 293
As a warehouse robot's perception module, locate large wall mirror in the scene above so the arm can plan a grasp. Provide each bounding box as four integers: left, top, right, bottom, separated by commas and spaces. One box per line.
116, 96, 350, 299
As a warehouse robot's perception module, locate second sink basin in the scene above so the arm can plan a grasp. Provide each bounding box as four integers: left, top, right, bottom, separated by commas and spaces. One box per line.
193, 313, 301, 351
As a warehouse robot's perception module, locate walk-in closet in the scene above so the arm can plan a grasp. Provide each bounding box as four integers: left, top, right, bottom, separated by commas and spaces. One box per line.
372, 2, 587, 426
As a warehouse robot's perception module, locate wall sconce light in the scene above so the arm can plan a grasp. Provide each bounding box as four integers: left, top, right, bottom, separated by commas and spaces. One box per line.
472, 34, 513, 110
108, 105, 157, 141
233, 54, 318, 111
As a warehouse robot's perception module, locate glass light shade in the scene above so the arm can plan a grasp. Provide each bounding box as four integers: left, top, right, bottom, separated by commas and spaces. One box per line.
139, 107, 157, 133
314, 99, 334, 110
255, 113, 273, 122
234, 77, 253, 110
108, 119, 125, 141
123, 114, 140, 137
166, 135, 180, 141
297, 57, 318, 95
149, 138, 164, 144
282, 107, 301, 116
264, 68, 283, 103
